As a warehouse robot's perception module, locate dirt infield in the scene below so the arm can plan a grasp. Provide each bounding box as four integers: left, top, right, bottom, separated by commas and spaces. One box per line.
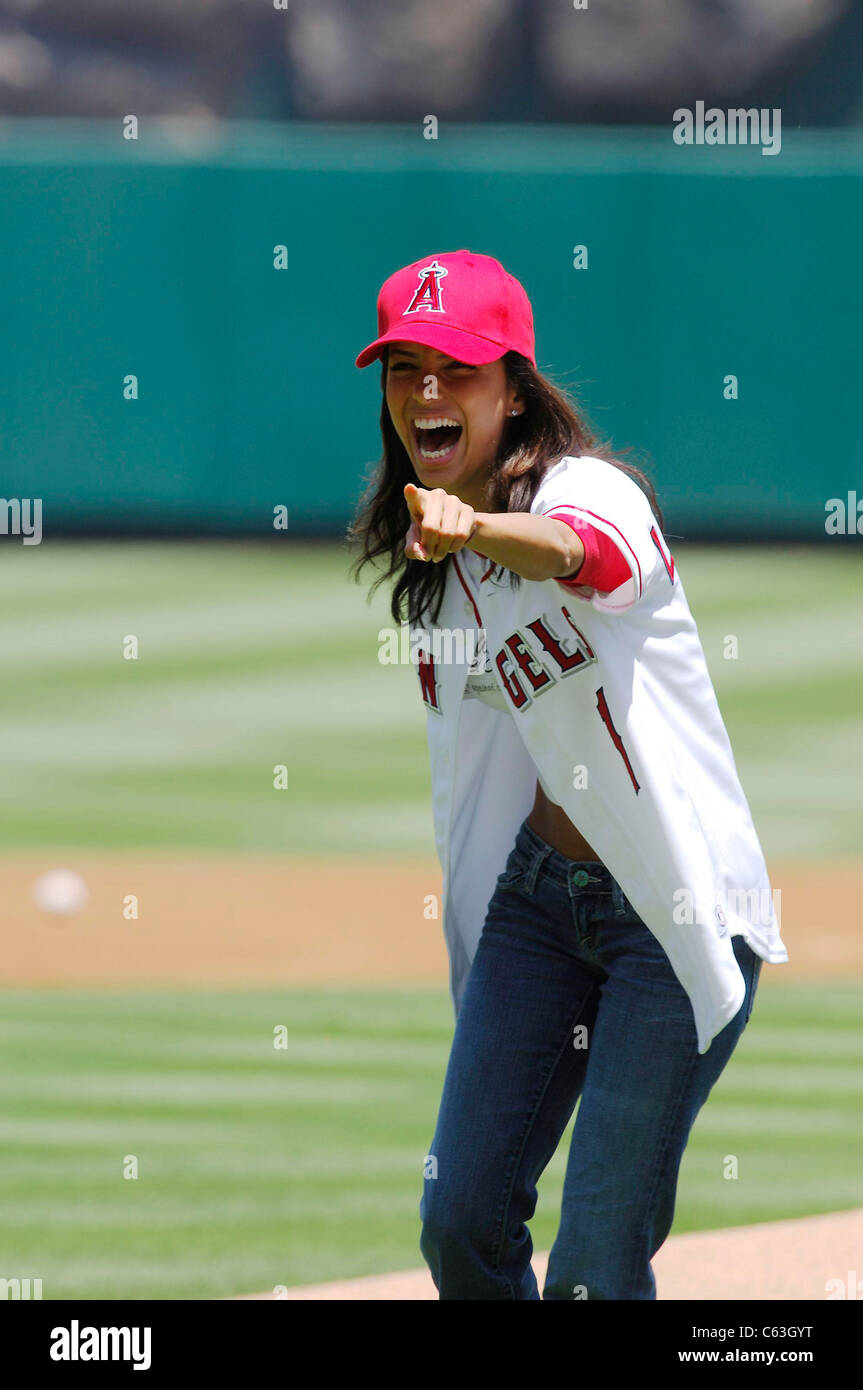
234, 1206, 863, 1301
2, 853, 862, 988
3, 851, 860, 1304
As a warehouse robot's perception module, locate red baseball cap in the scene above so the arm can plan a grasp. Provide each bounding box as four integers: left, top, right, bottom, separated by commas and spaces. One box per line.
354, 249, 536, 369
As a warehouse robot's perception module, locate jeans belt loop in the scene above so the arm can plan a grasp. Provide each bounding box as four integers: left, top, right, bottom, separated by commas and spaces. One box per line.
523, 845, 550, 895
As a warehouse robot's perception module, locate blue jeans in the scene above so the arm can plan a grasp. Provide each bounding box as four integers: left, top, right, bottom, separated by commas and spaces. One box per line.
419, 817, 762, 1300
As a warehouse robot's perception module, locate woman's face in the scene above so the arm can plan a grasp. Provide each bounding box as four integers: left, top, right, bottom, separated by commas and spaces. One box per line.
385, 342, 522, 507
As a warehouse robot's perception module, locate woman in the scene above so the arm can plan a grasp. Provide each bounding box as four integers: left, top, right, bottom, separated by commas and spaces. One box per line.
349, 249, 788, 1300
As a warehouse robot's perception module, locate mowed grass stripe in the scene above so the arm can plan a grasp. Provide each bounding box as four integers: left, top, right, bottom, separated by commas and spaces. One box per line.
0, 762, 429, 853
0, 541, 859, 854
0, 984, 859, 1299
696, 608, 863, 693
675, 547, 862, 613
1, 1144, 423, 1185
736, 1027, 863, 1057
720, 671, 863, 735
0, 669, 420, 767
0, 588, 384, 686
0, 541, 352, 604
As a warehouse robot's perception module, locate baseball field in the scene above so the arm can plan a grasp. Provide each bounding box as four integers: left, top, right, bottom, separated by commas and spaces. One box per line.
2, 539, 862, 1300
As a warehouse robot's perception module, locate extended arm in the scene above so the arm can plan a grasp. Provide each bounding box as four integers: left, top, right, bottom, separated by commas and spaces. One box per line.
404, 483, 584, 582
466, 511, 585, 582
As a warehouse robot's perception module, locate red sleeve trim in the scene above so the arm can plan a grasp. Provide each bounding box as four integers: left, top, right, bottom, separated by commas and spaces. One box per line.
545, 510, 632, 594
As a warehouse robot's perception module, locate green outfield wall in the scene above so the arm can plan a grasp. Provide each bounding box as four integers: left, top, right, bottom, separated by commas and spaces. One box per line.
1, 121, 861, 539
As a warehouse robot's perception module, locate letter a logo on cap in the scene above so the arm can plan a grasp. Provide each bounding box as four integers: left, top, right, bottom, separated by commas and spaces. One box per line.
404, 259, 448, 316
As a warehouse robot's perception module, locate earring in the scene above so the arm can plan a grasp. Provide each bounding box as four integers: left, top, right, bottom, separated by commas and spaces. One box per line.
511, 409, 519, 416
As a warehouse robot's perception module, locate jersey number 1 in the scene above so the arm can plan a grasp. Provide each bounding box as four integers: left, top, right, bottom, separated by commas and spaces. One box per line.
596, 687, 640, 795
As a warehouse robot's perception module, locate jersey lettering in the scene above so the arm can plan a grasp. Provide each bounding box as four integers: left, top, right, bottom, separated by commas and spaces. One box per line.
421, 605, 602, 718
559, 606, 597, 658
493, 613, 598, 710
527, 613, 596, 676
596, 686, 640, 794
503, 631, 553, 694
495, 647, 529, 708
417, 650, 442, 714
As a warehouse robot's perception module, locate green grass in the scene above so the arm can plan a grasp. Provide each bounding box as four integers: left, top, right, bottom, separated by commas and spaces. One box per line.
0, 983, 861, 1300
0, 539, 860, 858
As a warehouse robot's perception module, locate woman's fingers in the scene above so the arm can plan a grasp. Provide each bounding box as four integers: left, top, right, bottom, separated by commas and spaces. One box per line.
404, 486, 476, 562
403, 483, 427, 524
455, 503, 477, 550
404, 519, 428, 560
442, 497, 475, 559
428, 497, 476, 560
404, 485, 434, 560
406, 488, 442, 561
417, 489, 446, 559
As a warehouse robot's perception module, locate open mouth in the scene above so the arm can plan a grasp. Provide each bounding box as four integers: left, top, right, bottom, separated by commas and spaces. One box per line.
412, 416, 463, 463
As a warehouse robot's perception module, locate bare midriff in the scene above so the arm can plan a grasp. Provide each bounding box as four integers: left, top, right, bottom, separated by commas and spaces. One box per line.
527, 778, 602, 863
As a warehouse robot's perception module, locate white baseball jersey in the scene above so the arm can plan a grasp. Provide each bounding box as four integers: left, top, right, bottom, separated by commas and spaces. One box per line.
412, 454, 788, 1056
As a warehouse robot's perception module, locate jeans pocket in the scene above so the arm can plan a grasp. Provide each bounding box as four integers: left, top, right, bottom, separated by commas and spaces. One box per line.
494, 851, 533, 898
745, 951, 762, 1024
496, 866, 529, 895
610, 878, 638, 918
736, 939, 762, 1024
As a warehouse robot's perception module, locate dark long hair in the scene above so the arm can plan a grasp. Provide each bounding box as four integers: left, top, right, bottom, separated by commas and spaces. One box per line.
347, 349, 663, 628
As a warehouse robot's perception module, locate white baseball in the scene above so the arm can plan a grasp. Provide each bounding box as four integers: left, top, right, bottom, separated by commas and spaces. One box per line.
33, 869, 88, 915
